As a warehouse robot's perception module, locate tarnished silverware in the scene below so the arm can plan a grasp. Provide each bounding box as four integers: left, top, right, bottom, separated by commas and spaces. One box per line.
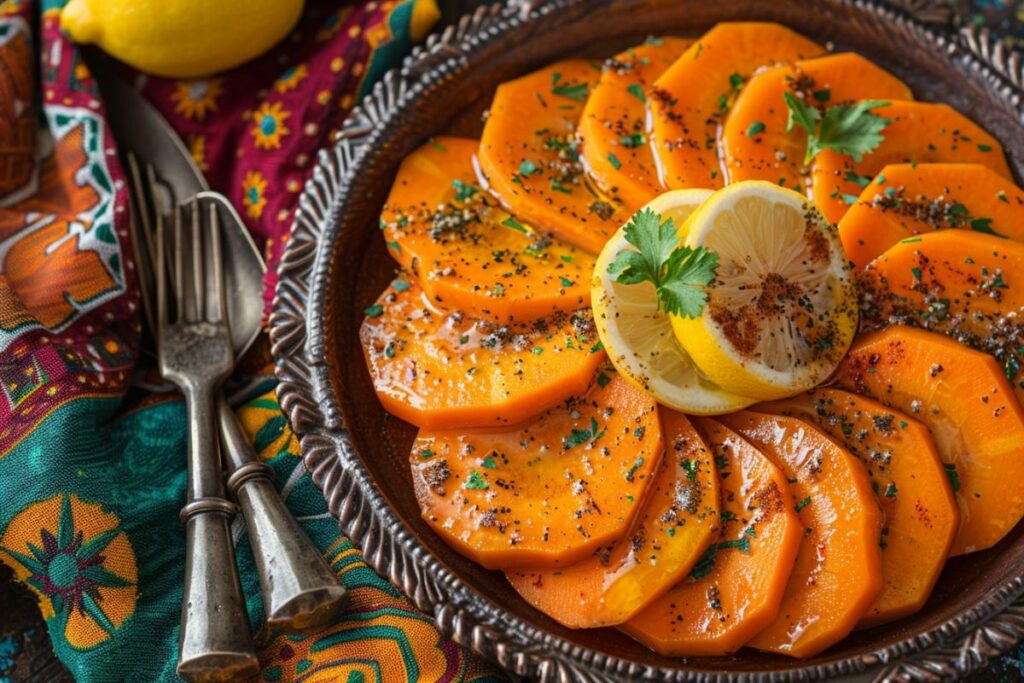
154, 195, 258, 681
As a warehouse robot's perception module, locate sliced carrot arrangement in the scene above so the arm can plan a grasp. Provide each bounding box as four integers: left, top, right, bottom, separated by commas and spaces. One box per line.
716, 411, 882, 658
839, 163, 1024, 269
649, 22, 822, 190
579, 37, 691, 211
359, 279, 605, 430
381, 136, 595, 322
758, 389, 958, 627
811, 101, 1012, 224
622, 417, 801, 655
858, 229, 1024, 404
507, 410, 718, 628
722, 53, 912, 188
479, 60, 626, 253
835, 327, 1024, 555
411, 371, 662, 569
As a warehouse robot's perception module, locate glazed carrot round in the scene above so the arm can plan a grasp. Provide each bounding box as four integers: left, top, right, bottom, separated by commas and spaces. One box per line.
506, 409, 719, 628
758, 389, 959, 627
649, 22, 822, 190
835, 327, 1024, 556
858, 229, 1024, 406
411, 371, 662, 569
479, 60, 626, 254
716, 411, 883, 658
359, 279, 605, 430
380, 136, 595, 323
811, 101, 1012, 224
621, 417, 801, 655
722, 53, 912, 189
579, 37, 691, 211
839, 163, 1024, 269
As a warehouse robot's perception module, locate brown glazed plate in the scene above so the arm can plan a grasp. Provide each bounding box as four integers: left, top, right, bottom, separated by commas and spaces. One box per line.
269, 1, 1024, 680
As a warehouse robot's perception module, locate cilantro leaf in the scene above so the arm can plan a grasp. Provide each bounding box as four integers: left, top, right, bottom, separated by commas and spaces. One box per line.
607, 208, 719, 317
784, 93, 890, 164
659, 245, 719, 318
552, 81, 589, 102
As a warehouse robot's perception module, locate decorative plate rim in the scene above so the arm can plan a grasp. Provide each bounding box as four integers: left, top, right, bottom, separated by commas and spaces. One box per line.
269, 1, 1024, 680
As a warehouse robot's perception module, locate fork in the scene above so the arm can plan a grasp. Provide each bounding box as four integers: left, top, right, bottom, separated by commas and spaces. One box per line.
156, 198, 259, 682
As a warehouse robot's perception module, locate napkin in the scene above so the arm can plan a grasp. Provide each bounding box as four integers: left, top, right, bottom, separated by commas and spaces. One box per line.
0, 0, 502, 680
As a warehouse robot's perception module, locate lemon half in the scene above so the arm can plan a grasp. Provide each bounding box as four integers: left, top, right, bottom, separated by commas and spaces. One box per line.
592, 190, 757, 415
672, 181, 857, 400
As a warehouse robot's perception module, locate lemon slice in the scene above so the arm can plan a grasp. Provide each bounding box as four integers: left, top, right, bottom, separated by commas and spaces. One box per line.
592, 190, 757, 414
672, 181, 857, 400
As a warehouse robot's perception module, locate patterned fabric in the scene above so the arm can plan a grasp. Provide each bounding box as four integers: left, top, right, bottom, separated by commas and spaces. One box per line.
0, 0, 502, 680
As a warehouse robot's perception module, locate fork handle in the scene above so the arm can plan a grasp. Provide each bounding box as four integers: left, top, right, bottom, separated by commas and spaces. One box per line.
218, 396, 347, 631
178, 386, 258, 683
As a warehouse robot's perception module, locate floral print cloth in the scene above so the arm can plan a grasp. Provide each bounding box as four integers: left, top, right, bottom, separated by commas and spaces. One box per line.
0, 0, 502, 680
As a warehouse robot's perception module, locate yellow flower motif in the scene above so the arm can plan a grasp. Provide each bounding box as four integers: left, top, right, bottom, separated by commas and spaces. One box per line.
241, 171, 267, 219
189, 135, 208, 172
250, 101, 291, 150
171, 79, 224, 121
274, 64, 309, 93
315, 7, 354, 42
1, 494, 137, 650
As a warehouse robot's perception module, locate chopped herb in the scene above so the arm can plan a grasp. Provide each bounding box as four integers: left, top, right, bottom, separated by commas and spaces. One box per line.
590, 340, 604, 354
550, 178, 573, 194
519, 159, 539, 177
531, 346, 544, 355
560, 276, 573, 287
844, 171, 872, 189
682, 459, 699, 480
364, 304, 384, 318
481, 455, 497, 469
689, 537, 752, 580
645, 36, 663, 46
714, 454, 728, 470
729, 72, 745, 92
607, 152, 622, 170
720, 510, 736, 522
607, 208, 719, 318
502, 217, 529, 233
795, 496, 811, 512
876, 174, 886, 185
944, 463, 960, 492
560, 254, 574, 263
978, 143, 993, 152
552, 81, 589, 102
464, 470, 489, 490
596, 371, 612, 388
384, 342, 395, 359
452, 179, 478, 201
563, 417, 606, 450
625, 456, 645, 482
429, 139, 447, 152
884, 482, 898, 497
386, 240, 401, 253
840, 193, 860, 205
900, 237, 923, 244
813, 88, 831, 102
784, 94, 891, 164
620, 133, 645, 148
911, 267, 923, 281
627, 83, 646, 102
746, 120, 766, 137
745, 525, 757, 538
970, 217, 1002, 236
420, 448, 434, 458
633, 427, 646, 439
998, 190, 1009, 203
551, 71, 562, 86
666, 527, 676, 537
392, 279, 411, 292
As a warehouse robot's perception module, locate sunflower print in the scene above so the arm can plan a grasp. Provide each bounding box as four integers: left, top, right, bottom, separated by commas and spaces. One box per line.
250, 102, 291, 150
1, 494, 137, 649
274, 64, 309, 93
172, 79, 224, 121
242, 170, 268, 219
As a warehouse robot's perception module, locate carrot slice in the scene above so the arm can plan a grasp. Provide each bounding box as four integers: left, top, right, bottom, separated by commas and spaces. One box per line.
380, 136, 595, 322
411, 371, 662, 569
835, 327, 1024, 555
839, 163, 1024, 269
359, 279, 605, 430
506, 410, 718, 627
722, 53, 912, 189
479, 60, 626, 253
579, 37, 691, 211
858, 229, 1024, 406
622, 417, 801, 655
649, 22, 822, 190
716, 411, 882, 658
758, 389, 958, 627
811, 102, 1012, 224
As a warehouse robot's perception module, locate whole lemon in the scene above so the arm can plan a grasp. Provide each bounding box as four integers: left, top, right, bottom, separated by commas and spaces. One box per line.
62, 0, 304, 79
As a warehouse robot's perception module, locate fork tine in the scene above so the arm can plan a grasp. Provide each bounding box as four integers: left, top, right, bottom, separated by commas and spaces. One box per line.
155, 186, 167, 331
208, 201, 226, 324
125, 154, 156, 333
191, 198, 204, 322
174, 204, 187, 322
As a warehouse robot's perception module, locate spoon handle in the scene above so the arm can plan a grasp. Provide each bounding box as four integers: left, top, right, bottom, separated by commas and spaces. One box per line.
218, 395, 347, 631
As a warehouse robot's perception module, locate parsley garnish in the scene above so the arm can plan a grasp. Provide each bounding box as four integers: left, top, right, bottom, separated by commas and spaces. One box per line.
627, 83, 646, 102
464, 470, 489, 490
552, 81, 589, 102
452, 179, 479, 201
783, 94, 891, 165
607, 208, 719, 318
944, 463, 961, 492
688, 536, 751, 579
519, 159, 539, 177
607, 152, 622, 170
795, 496, 811, 512
502, 217, 528, 233
563, 417, 606, 450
